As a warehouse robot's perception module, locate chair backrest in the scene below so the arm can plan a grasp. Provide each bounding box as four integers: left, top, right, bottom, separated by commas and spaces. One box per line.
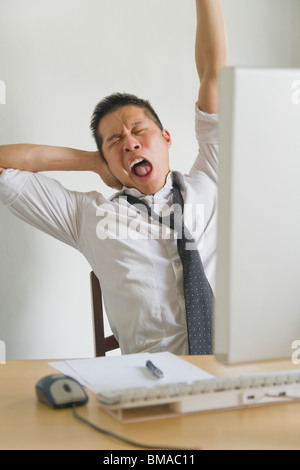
90, 271, 119, 356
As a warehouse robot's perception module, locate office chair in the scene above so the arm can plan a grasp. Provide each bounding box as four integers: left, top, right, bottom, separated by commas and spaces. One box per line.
90, 271, 119, 356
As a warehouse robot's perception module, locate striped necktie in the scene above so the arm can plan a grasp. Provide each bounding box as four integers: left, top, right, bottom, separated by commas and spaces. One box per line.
125, 183, 213, 354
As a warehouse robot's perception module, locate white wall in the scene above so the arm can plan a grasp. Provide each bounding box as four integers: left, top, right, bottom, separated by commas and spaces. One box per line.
0, 0, 299, 359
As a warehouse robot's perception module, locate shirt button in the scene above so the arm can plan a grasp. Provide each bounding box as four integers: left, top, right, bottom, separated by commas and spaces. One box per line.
174, 261, 181, 269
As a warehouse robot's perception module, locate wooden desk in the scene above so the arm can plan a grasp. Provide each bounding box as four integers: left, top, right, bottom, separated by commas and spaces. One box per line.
1, 356, 300, 450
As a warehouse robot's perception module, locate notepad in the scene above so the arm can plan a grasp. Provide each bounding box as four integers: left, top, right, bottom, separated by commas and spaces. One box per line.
49, 352, 214, 395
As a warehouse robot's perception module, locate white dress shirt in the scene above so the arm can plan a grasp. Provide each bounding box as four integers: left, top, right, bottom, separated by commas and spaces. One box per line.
0, 105, 218, 355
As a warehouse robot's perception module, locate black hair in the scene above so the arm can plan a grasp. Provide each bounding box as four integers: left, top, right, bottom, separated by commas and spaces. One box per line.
90, 92, 163, 157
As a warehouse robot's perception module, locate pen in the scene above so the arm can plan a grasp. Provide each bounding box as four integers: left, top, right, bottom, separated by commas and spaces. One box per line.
146, 360, 164, 379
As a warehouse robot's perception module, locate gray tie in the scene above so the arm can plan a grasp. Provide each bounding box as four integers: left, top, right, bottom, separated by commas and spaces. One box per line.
172, 184, 213, 354
125, 183, 213, 355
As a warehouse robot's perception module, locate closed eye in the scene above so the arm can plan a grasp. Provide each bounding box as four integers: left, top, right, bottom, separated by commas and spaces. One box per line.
133, 128, 147, 135
108, 136, 121, 148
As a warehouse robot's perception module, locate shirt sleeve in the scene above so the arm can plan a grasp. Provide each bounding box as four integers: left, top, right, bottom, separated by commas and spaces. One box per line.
188, 104, 219, 184
0, 169, 84, 249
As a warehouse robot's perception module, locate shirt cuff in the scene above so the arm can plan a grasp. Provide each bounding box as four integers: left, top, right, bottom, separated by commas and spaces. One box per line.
195, 103, 219, 144
0, 169, 33, 206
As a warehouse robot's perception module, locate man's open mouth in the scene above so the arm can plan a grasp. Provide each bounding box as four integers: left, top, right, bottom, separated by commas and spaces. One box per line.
129, 157, 153, 177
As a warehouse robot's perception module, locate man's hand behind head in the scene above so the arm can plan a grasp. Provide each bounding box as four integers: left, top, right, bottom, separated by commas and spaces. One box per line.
93, 151, 123, 190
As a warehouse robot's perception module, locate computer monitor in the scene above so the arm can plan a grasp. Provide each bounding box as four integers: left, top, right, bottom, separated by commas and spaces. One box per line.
214, 67, 300, 364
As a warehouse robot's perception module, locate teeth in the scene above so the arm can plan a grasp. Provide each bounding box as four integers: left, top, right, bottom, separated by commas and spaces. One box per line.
130, 157, 144, 168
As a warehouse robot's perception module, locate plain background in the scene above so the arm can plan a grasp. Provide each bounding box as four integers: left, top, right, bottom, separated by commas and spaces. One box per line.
1, 0, 300, 359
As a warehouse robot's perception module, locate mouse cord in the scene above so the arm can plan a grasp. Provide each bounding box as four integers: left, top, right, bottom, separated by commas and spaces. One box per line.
72, 404, 198, 451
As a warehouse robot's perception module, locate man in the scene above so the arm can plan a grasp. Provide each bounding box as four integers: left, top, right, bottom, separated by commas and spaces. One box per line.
0, 0, 228, 355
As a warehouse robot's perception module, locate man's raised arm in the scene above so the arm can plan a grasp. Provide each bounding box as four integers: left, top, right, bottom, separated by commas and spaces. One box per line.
0, 144, 122, 189
195, 0, 228, 114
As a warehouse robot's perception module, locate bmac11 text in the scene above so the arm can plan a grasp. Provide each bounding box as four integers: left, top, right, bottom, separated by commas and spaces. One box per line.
103, 454, 195, 466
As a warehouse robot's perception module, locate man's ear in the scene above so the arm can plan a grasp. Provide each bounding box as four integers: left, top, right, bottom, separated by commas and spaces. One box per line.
162, 129, 172, 148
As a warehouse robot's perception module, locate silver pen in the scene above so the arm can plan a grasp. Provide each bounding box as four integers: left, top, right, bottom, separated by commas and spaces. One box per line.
146, 360, 164, 379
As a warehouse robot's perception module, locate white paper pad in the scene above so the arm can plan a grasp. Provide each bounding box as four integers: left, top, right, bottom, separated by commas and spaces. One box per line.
49, 352, 214, 394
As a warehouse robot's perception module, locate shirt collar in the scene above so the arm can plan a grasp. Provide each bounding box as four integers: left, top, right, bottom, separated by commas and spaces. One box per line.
110, 170, 185, 201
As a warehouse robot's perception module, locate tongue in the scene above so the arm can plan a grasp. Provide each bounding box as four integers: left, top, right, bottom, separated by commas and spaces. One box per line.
135, 161, 152, 177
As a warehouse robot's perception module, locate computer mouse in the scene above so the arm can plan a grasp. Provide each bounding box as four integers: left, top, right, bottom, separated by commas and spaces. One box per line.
35, 374, 88, 409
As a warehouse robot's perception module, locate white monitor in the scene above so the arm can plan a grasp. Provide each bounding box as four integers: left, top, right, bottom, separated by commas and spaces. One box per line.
214, 67, 300, 364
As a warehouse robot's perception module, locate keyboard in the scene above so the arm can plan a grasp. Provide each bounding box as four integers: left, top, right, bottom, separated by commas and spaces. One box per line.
97, 369, 300, 422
